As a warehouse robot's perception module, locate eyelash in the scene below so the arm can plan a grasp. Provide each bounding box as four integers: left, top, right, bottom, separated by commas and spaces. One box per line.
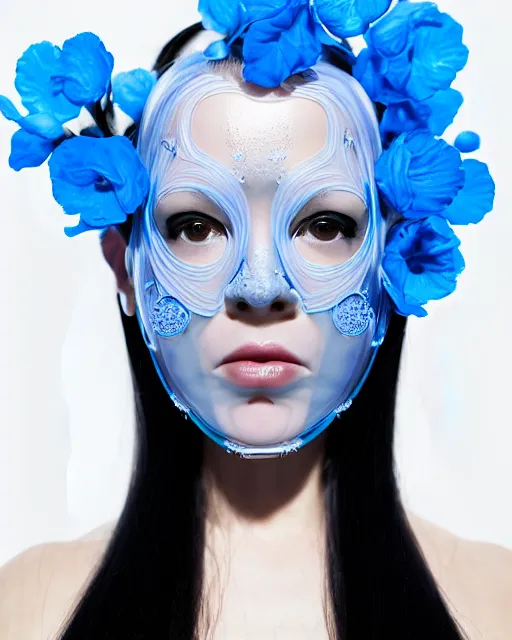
165, 211, 358, 244
166, 212, 227, 243
293, 212, 358, 242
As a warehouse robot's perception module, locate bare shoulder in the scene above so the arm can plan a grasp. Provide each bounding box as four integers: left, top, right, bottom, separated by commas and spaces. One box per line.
0, 524, 113, 640
407, 510, 512, 639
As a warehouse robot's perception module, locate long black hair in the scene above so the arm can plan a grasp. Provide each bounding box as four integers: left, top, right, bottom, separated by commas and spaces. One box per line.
58, 23, 467, 640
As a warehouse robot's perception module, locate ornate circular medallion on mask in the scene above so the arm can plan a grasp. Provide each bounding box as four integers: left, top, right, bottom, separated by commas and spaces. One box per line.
332, 292, 373, 336
150, 296, 190, 337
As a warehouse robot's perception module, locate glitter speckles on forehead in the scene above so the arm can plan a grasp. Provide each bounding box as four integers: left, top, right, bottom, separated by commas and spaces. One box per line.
230, 148, 289, 185
224, 101, 294, 186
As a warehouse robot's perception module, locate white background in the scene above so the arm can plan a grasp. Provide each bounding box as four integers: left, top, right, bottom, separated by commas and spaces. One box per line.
0, 0, 510, 566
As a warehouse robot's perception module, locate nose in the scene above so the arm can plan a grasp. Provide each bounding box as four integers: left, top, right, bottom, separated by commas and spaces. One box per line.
224, 247, 300, 321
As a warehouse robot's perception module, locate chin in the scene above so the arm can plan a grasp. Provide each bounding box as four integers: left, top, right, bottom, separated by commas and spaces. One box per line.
215, 398, 311, 446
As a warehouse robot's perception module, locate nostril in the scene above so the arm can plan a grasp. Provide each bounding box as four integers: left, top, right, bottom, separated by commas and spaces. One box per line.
236, 300, 250, 312
270, 300, 286, 312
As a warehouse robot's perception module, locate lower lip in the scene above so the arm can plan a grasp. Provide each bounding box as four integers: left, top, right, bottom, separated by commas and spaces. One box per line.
220, 360, 304, 388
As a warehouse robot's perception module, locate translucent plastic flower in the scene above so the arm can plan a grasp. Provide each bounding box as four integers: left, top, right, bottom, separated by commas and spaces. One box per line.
443, 160, 495, 225
379, 89, 463, 145
51, 33, 114, 105
112, 69, 156, 122
354, 1, 468, 104
375, 130, 464, 218
49, 136, 149, 237
383, 216, 465, 317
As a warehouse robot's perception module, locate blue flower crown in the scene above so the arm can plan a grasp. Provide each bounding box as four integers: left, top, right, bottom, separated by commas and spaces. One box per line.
0, 0, 495, 317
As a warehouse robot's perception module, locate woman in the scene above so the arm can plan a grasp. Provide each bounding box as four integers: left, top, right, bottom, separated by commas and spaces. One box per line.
0, 2, 510, 639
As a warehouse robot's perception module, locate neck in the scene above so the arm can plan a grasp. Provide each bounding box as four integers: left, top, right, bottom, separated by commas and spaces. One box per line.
202, 433, 327, 540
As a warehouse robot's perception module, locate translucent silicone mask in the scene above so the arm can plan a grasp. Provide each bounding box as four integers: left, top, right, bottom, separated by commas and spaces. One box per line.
126, 53, 391, 457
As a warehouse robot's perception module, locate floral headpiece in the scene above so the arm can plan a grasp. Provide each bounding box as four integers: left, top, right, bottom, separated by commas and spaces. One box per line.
0, 0, 495, 317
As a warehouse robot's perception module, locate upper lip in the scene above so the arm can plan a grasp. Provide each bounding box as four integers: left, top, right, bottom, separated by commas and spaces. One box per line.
219, 343, 304, 367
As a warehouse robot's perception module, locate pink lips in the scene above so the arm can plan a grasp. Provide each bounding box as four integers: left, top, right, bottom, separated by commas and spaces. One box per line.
218, 343, 306, 389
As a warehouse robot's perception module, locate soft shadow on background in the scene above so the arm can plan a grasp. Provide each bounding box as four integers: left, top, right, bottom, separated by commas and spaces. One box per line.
0, 0, 509, 565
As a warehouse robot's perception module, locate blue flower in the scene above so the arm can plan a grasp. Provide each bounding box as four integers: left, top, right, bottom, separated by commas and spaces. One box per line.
313, 0, 392, 39
443, 160, 495, 225
379, 89, 463, 145
354, 1, 468, 104
51, 33, 114, 106
112, 69, 156, 122
383, 216, 465, 317
48, 136, 149, 237
375, 130, 464, 218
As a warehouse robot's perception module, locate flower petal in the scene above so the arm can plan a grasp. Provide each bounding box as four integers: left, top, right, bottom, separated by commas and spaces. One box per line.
18, 113, 65, 139
0, 96, 23, 122
198, 0, 244, 34
55, 32, 114, 105
314, 0, 392, 39
443, 159, 495, 225
407, 11, 468, 101
112, 68, 156, 122
203, 39, 231, 61
14, 41, 80, 122
376, 131, 464, 217
9, 129, 55, 171
242, 3, 322, 88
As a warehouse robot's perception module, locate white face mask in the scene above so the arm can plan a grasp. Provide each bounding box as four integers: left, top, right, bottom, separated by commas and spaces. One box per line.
127, 54, 390, 457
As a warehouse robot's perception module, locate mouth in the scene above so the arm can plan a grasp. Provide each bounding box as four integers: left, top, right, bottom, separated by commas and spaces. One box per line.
217, 343, 307, 389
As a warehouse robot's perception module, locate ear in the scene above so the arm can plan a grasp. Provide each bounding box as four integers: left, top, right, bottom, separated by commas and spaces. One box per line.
100, 227, 136, 317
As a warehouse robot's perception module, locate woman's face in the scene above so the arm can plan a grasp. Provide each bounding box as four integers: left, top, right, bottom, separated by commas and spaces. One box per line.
130, 66, 388, 451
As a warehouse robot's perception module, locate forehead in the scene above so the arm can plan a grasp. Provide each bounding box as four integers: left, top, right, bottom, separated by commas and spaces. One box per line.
190, 92, 329, 174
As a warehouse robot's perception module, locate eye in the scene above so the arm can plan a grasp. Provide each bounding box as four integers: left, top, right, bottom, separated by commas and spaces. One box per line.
166, 212, 227, 243
293, 212, 357, 242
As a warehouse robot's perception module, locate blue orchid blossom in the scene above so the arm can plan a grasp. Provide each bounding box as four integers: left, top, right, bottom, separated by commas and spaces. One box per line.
443, 159, 495, 225
112, 69, 156, 123
376, 130, 464, 219
48, 136, 149, 237
354, 1, 468, 104
199, 0, 392, 87
382, 216, 465, 317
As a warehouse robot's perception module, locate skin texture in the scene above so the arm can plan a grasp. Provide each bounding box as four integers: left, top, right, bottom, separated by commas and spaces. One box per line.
1, 508, 512, 639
